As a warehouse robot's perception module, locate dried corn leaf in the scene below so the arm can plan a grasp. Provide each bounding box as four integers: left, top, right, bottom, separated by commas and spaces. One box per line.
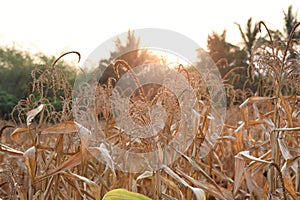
88, 144, 115, 174
34, 145, 114, 183
235, 122, 244, 133
278, 138, 297, 173
242, 106, 249, 129
34, 150, 84, 183
263, 118, 275, 127
41, 121, 78, 134
248, 150, 272, 168
274, 127, 300, 131
162, 165, 206, 199
283, 175, 297, 200
189, 187, 206, 200
26, 104, 44, 126
237, 151, 271, 164
0, 143, 24, 156
10, 127, 30, 140
174, 148, 223, 194
160, 175, 184, 199
162, 192, 180, 200
234, 155, 246, 196
62, 172, 101, 200
36, 144, 52, 150
235, 128, 244, 153
292, 109, 299, 118
24, 146, 36, 181
136, 171, 153, 181
281, 155, 300, 174
177, 168, 232, 200
281, 98, 294, 128
248, 119, 265, 126
162, 165, 189, 187
252, 102, 260, 119
75, 121, 91, 136
244, 170, 261, 197
260, 182, 269, 200
239, 96, 274, 109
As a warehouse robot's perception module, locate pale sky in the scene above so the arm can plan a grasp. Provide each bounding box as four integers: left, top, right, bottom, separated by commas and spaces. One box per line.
0, 0, 299, 63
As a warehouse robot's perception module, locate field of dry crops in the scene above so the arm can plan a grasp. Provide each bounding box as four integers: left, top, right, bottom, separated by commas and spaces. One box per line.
0, 24, 300, 200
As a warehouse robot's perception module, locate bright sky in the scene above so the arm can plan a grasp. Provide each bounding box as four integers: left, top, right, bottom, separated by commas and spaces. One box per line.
0, 0, 299, 63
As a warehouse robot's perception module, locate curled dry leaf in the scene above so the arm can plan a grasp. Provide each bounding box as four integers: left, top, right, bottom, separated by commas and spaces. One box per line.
74, 121, 91, 143
189, 186, 206, 200
88, 144, 116, 178
136, 171, 153, 181
26, 104, 44, 126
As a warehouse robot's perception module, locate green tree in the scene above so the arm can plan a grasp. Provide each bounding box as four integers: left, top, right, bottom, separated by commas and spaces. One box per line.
283, 5, 299, 39
0, 47, 35, 99
0, 46, 77, 119
0, 47, 35, 119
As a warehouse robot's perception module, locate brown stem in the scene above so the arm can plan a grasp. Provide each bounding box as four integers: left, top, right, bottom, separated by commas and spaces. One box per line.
52, 51, 81, 69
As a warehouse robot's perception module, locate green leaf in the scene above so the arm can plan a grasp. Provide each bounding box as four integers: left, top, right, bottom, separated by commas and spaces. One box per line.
103, 188, 151, 200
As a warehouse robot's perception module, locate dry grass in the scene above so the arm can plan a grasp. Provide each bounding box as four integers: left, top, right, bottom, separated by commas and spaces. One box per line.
0, 24, 300, 200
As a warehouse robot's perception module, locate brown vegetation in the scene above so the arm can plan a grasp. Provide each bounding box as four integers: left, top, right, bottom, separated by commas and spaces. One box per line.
0, 23, 300, 200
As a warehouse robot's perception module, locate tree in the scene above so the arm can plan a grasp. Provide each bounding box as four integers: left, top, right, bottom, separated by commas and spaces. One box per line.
283, 5, 300, 39
0, 47, 35, 100
235, 17, 260, 57
0, 46, 77, 119
206, 30, 247, 79
0, 47, 35, 119
98, 30, 160, 85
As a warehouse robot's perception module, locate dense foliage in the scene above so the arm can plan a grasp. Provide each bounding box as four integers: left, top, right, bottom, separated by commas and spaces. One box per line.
0, 47, 77, 119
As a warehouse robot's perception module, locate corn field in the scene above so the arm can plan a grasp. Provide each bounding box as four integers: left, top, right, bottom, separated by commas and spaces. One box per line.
0, 23, 300, 200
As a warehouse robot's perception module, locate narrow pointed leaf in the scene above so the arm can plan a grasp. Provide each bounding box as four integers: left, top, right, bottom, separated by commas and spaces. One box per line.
10, 127, 30, 140
237, 151, 271, 164
0, 144, 24, 156
24, 146, 36, 181
177, 168, 233, 200
136, 171, 153, 181
41, 121, 78, 135
34, 151, 84, 183
173, 148, 223, 195
62, 172, 101, 200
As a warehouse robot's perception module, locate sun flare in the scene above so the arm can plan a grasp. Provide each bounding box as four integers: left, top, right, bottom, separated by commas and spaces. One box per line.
146, 49, 190, 69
